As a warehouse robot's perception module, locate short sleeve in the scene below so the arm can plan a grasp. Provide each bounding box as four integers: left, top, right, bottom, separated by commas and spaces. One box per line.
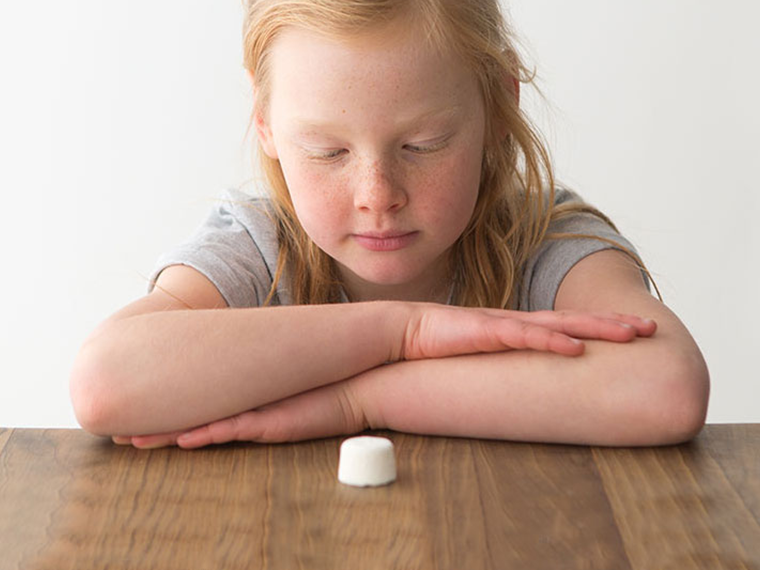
146, 188, 288, 308
519, 188, 651, 312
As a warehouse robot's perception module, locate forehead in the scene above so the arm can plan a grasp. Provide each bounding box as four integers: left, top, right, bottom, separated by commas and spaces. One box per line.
266, 25, 481, 131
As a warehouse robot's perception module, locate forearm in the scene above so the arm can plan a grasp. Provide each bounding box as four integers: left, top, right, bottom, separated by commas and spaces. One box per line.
354, 335, 709, 447
72, 302, 407, 436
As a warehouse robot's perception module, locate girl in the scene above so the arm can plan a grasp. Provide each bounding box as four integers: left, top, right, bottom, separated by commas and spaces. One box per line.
70, 0, 709, 449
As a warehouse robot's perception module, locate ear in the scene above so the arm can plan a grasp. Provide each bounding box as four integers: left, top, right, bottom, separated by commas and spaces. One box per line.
247, 70, 279, 160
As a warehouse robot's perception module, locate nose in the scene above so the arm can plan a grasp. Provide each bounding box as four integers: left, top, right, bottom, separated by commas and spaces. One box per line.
353, 157, 407, 213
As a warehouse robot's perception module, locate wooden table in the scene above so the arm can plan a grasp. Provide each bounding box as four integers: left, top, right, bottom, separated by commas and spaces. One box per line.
1, 425, 758, 569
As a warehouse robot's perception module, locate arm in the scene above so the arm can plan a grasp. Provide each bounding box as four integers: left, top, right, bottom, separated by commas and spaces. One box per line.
70, 265, 401, 436
140, 251, 706, 450
170, 315, 697, 449
72, 264, 645, 438
355, 250, 710, 446
75, 302, 401, 436
164, 250, 708, 449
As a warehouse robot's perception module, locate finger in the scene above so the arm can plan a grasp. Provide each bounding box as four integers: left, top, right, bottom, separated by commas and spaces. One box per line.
177, 413, 256, 449
251, 383, 365, 442
520, 311, 639, 342
131, 430, 185, 450
178, 382, 366, 448
601, 312, 657, 336
567, 311, 656, 336
564, 314, 639, 342
492, 319, 586, 356
480, 307, 655, 337
523, 310, 656, 338
175, 430, 209, 449
112, 435, 132, 445
546, 332, 586, 356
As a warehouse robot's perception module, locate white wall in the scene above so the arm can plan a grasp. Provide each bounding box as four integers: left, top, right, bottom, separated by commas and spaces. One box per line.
508, 1, 760, 424
0, 1, 757, 429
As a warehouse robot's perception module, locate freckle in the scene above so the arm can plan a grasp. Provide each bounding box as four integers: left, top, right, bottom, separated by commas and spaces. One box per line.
342, 109, 346, 114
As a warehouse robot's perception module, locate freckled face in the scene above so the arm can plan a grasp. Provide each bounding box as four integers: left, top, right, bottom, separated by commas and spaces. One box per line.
257, 25, 486, 301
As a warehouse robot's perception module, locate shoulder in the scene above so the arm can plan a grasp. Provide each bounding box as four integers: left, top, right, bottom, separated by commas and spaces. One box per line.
549, 185, 583, 206
555, 248, 651, 313
212, 187, 278, 232
205, 187, 281, 259
518, 186, 650, 311
523, 185, 584, 212
146, 186, 290, 308
548, 186, 652, 309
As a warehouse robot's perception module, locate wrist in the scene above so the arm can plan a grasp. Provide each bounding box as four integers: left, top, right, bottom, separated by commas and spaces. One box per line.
378, 300, 416, 363
348, 363, 394, 431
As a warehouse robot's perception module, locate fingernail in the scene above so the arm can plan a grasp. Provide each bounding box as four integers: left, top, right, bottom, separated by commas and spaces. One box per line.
133, 439, 166, 449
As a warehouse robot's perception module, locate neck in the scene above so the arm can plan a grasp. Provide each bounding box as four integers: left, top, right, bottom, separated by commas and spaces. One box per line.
338, 261, 453, 304
342, 280, 452, 304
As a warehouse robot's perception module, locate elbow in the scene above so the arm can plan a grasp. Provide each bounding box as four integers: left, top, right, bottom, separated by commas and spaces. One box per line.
69, 338, 122, 437
649, 349, 711, 446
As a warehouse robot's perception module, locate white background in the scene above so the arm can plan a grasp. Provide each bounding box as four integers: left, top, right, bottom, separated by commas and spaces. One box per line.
0, 1, 757, 429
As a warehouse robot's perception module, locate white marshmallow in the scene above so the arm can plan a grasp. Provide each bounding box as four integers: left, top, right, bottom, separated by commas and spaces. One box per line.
337, 436, 397, 487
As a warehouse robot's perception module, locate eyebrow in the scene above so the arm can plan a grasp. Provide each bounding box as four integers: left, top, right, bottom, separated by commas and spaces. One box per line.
291, 105, 462, 133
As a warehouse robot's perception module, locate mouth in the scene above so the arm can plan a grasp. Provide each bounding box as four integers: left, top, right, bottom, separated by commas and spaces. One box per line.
352, 231, 419, 252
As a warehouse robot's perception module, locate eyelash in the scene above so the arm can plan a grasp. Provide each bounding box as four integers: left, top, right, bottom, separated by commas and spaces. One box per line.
309, 139, 449, 162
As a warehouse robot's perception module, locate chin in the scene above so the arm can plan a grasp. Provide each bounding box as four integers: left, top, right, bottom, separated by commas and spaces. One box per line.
346, 261, 426, 288
357, 269, 420, 287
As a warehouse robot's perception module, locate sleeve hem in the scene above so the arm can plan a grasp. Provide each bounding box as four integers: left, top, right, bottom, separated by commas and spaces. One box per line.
146, 254, 257, 308
547, 243, 652, 311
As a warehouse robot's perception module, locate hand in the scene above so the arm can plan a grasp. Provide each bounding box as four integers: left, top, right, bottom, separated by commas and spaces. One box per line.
400, 305, 656, 360
112, 379, 368, 450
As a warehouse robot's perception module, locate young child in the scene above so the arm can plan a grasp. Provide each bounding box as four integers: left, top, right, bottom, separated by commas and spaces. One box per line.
70, 0, 709, 449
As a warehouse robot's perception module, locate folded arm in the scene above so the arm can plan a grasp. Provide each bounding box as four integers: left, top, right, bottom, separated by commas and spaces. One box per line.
355, 250, 709, 446
73, 260, 653, 438
170, 315, 703, 449
143, 250, 708, 449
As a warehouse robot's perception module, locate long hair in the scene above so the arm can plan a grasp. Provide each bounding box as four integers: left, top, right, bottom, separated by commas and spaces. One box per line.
241, 0, 661, 307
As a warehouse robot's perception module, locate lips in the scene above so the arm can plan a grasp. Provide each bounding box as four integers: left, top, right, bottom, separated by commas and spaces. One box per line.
355, 231, 413, 239
352, 231, 419, 252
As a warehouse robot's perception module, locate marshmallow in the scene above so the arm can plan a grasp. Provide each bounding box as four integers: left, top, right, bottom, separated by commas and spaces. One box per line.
338, 436, 397, 487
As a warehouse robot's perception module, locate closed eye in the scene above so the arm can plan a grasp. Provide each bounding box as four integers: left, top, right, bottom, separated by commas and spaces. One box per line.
404, 136, 451, 154
306, 149, 346, 161
305, 136, 451, 162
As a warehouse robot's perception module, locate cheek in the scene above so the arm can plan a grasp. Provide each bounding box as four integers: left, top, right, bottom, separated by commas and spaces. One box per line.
280, 160, 345, 243
419, 149, 482, 227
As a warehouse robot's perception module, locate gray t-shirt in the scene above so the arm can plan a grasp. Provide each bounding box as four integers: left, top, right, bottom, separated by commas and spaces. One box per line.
147, 187, 650, 311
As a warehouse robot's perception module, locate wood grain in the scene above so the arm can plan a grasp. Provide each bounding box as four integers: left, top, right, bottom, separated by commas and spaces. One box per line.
593, 425, 760, 569
0, 426, 757, 569
5, 430, 272, 570
417, 436, 630, 568
698, 424, 760, 523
